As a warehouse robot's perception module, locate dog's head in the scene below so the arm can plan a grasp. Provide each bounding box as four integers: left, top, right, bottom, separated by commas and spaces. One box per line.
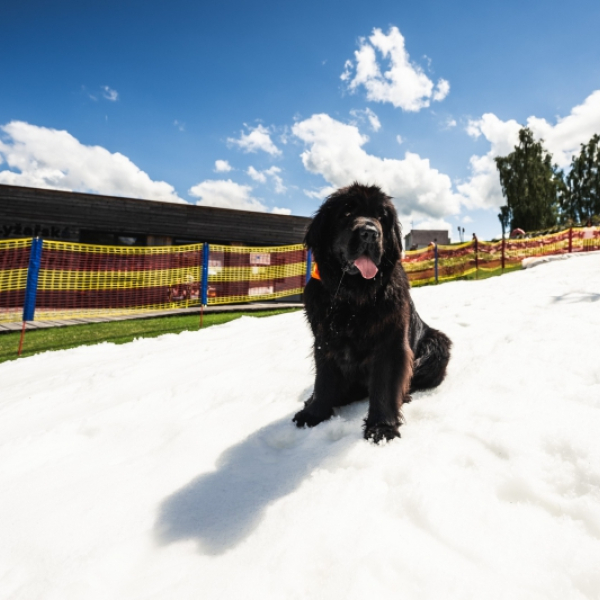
305, 183, 402, 290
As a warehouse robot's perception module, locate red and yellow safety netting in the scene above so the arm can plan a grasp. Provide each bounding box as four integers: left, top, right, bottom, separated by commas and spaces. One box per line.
0, 239, 308, 323
403, 226, 599, 286
0, 238, 31, 323
32, 240, 205, 321
206, 244, 307, 305
1, 227, 598, 323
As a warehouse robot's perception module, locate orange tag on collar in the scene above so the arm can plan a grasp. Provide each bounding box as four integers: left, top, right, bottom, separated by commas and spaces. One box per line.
311, 261, 321, 280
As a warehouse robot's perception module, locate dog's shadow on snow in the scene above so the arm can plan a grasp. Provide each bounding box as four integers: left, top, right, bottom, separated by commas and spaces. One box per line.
154, 390, 365, 555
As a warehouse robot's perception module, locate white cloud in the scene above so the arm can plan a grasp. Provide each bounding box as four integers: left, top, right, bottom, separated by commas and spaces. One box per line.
247, 165, 287, 193
102, 86, 119, 101
458, 90, 600, 210
411, 217, 453, 240
173, 120, 185, 132
292, 113, 461, 221
341, 26, 449, 112
303, 185, 337, 200
412, 217, 452, 230
227, 124, 281, 156
445, 117, 457, 128
350, 108, 381, 132
0, 121, 184, 203
247, 166, 267, 183
432, 79, 450, 102
457, 114, 521, 210
525, 90, 600, 168
188, 179, 267, 212
396, 135, 404, 145
214, 159, 233, 173
271, 206, 292, 215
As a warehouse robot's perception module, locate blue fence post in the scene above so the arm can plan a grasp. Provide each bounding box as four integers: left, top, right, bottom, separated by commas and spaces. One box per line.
434, 242, 439, 284
18, 237, 43, 356
305, 249, 312, 285
201, 242, 210, 306
23, 237, 43, 321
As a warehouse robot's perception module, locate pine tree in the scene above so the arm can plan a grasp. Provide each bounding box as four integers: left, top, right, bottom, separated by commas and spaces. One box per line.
495, 127, 560, 231
563, 134, 600, 223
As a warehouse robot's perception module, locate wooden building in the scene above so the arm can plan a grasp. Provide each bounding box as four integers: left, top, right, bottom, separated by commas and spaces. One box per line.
0, 184, 311, 247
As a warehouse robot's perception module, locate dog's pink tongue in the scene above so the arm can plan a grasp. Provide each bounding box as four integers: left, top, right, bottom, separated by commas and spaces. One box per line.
354, 256, 378, 279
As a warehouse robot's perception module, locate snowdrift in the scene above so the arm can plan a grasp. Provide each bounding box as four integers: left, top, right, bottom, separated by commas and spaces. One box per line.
1, 254, 600, 600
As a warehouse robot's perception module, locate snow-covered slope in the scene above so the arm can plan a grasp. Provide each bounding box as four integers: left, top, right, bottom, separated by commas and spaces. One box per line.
1, 254, 600, 600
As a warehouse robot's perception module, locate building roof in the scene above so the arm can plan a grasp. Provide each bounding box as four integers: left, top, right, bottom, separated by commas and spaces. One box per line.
0, 184, 311, 246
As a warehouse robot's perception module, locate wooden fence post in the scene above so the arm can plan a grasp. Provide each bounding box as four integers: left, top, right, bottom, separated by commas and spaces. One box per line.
568, 226, 573, 253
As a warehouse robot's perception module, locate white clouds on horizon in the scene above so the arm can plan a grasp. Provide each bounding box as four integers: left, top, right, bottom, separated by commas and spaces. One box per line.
411, 217, 453, 236
341, 26, 449, 112
188, 179, 267, 212
188, 178, 291, 214
227, 124, 281, 156
459, 90, 600, 210
292, 113, 461, 221
0, 121, 184, 203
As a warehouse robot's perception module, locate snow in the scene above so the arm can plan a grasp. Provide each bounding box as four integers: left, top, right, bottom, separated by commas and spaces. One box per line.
1, 254, 600, 600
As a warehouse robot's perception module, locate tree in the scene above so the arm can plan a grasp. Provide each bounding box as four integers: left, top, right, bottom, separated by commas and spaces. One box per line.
498, 205, 510, 238
495, 127, 561, 232
563, 133, 600, 223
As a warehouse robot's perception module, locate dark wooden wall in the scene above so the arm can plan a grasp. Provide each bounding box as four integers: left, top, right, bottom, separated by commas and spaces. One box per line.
0, 184, 312, 246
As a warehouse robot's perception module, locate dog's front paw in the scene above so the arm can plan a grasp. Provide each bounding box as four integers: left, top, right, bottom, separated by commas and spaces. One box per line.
364, 422, 401, 444
293, 407, 332, 428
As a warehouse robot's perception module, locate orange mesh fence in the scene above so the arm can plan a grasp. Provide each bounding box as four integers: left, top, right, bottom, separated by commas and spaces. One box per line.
0, 238, 32, 323
570, 226, 600, 252
206, 244, 307, 305
402, 226, 599, 286
33, 240, 205, 320
1, 228, 598, 324
0, 239, 308, 323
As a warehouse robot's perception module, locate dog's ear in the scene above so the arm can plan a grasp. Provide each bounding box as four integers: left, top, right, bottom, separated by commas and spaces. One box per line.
393, 218, 403, 253
384, 199, 403, 262
304, 203, 330, 255
384, 217, 403, 264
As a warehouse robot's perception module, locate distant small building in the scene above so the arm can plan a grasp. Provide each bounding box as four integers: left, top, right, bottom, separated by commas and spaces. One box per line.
404, 229, 450, 251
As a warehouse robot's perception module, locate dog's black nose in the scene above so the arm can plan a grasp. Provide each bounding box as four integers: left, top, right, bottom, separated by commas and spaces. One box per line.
358, 223, 380, 244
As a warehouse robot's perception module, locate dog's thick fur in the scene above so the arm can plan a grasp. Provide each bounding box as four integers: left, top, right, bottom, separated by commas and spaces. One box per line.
293, 183, 451, 442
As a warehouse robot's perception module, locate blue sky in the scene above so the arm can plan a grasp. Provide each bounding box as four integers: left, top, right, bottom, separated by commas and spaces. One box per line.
2, 0, 600, 241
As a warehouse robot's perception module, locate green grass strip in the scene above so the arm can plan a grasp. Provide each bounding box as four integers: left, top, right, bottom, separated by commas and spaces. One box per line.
0, 308, 300, 364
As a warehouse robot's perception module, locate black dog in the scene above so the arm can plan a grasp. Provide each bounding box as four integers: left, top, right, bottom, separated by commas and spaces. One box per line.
293, 183, 451, 443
